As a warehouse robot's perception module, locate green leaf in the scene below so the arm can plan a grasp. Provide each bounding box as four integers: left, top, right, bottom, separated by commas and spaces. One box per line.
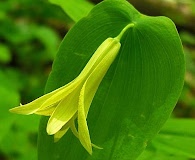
38, 0, 184, 159
32, 25, 61, 60
138, 118, 195, 160
49, 0, 94, 22
0, 44, 11, 64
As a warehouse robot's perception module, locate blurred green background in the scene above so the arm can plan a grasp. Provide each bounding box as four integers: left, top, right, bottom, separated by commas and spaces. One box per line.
0, 0, 195, 159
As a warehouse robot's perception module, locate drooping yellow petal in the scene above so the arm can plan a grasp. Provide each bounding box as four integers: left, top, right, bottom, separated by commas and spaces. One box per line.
77, 37, 121, 154
35, 103, 58, 116
78, 85, 92, 154
54, 120, 71, 142
40, 79, 80, 110
9, 85, 65, 115
47, 88, 81, 135
54, 114, 78, 142
9, 75, 84, 116
83, 38, 121, 116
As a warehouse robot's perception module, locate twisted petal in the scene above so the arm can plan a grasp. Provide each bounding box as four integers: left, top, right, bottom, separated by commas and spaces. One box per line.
54, 120, 71, 142
54, 114, 78, 142
40, 79, 80, 110
9, 85, 66, 115
9, 78, 80, 115
47, 88, 81, 135
78, 87, 92, 154
54, 124, 70, 143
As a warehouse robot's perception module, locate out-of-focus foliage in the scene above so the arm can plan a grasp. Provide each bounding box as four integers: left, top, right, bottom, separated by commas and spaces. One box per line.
0, 0, 72, 159
128, 0, 195, 32
49, 0, 94, 22
138, 119, 195, 160
179, 31, 195, 114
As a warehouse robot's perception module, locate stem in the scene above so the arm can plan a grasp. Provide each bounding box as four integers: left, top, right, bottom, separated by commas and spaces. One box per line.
116, 23, 135, 41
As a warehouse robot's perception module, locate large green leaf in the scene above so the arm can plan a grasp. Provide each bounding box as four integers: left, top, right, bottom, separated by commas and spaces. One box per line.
38, 0, 185, 159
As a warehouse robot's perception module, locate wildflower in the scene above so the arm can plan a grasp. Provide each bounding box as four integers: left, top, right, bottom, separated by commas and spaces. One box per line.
9, 23, 134, 154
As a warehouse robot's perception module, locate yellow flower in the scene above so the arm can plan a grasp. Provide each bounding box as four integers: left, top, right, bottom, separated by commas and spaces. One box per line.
9, 23, 134, 154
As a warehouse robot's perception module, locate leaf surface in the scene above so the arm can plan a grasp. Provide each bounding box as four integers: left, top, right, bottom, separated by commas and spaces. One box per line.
38, 0, 185, 159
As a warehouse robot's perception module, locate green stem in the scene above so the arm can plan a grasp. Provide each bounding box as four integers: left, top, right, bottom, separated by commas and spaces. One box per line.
116, 23, 135, 41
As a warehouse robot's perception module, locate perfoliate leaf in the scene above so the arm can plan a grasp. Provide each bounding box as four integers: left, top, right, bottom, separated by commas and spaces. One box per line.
38, 0, 185, 159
